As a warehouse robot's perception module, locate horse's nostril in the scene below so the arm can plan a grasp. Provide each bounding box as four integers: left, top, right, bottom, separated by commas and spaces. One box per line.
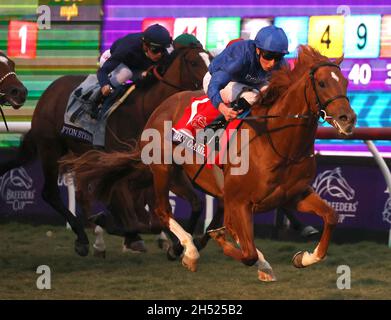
339, 115, 348, 122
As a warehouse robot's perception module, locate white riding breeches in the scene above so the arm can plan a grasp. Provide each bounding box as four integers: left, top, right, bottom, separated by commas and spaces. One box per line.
203, 72, 260, 105
99, 49, 133, 87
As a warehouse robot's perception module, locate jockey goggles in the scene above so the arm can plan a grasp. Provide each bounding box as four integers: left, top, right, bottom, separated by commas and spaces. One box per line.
259, 50, 284, 62
147, 44, 166, 54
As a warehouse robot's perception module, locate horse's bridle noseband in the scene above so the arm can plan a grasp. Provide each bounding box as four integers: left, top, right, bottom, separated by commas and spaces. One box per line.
0, 71, 18, 132
0, 71, 17, 98
308, 62, 350, 120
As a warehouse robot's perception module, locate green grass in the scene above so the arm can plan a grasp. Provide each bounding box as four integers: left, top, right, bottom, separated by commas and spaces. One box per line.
0, 222, 390, 300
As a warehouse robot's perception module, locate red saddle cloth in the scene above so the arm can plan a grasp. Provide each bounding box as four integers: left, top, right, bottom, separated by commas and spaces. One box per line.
172, 95, 242, 167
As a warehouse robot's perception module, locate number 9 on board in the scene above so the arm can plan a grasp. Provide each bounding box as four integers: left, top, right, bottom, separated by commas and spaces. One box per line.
344, 15, 381, 58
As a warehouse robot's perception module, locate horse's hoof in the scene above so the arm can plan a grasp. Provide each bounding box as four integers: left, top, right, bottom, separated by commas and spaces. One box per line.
258, 269, 277, 282
122, 240, 147, 253
301, 226, 320, 238
75, 240, 89, 257
166, 246, 178, 261
182, 255, 198, 272
157, 239, 170, 252
292, 251, 306, 268
173, 242, 184, 257
93, 248, 106, 259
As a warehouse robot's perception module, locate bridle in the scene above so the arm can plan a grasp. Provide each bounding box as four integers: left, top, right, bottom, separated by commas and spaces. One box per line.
0, 71, 17, 99
152, 47, 206, 91
264, 61, 350, 165
0, 71, 17, 132
306, 62, 350, 121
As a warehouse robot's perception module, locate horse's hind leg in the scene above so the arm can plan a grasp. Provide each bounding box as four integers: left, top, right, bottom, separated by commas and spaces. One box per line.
151, 164, 199, 272
210, 201, 258, 266
291, 190, 337, 268
39, 142, 89, 256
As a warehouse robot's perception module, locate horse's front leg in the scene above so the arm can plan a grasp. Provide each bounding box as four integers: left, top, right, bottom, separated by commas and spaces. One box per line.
291, 190, 338, 268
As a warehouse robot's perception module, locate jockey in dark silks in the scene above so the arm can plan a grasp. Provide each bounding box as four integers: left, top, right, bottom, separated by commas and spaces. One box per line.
203, 25, 289, 121
92, 24, 172, 119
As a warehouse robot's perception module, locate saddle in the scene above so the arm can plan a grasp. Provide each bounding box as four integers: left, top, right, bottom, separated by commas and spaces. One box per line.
172, 95, 250, 167
62, 74, 135, 146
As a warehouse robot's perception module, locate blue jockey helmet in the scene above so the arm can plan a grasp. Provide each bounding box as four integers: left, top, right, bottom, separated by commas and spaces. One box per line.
254, 25, 289, 54
143, 24, 172, 48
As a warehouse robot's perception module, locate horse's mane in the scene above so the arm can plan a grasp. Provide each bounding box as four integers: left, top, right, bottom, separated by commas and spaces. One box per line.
262, 45, 338, 106
156, 46, 197, 76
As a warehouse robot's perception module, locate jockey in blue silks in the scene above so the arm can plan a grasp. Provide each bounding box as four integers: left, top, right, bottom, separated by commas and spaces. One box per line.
93, 24, 172, 119
203, 25, 289, 121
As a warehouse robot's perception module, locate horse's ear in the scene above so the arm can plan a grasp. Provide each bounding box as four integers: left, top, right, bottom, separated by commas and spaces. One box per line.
335, 55, 344, 66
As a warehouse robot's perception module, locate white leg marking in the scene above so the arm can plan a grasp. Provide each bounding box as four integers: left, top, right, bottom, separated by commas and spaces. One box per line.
93, 225, 106, 252
169, 218, 199, 260
301, 245, 322, 266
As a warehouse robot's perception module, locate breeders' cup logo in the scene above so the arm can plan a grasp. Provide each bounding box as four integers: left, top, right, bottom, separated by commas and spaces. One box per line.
0, 168, 35, 211
382, 197, 391, 225
313, 167, 358, 223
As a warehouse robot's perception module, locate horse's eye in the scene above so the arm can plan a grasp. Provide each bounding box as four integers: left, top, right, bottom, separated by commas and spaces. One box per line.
190, 61, 197, 67
319, 81, 326, 88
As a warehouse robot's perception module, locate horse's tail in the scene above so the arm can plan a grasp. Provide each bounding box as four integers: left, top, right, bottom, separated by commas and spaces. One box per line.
60, 144, 150, 201
0, 130, 38, 176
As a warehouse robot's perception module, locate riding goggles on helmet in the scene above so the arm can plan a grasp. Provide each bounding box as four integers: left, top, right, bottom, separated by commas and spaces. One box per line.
148, 45, 165, 54
260, 50, 284, 62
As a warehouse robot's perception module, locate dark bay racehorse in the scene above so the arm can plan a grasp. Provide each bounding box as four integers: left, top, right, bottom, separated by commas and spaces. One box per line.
0, 46, 210, 256
66, 46, 356, 280
0, 51, 27, 112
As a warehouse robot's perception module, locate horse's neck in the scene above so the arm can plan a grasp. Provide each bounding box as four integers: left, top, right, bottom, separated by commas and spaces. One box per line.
142, 58, 183, 118
254, 72, 318, 160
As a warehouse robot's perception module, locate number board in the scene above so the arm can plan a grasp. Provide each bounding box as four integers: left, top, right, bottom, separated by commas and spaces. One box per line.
240, 18, 272, 40
142, 18, 175, 37
342, 59, 391, 91
344, 15, 381, 58
7, 20, 38, 59
380, 15, 391, 58
274, 17, 309, 58
206, 17, 241, 52
173, 18, 207, 48
308, 15, 344, 58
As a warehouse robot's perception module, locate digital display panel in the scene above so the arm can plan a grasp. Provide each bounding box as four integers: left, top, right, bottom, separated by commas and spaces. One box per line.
206, 17, 241, 52
308, 15, 345, 58
274, 17, 309, 58
344, 15, 381, 58
173, 18, 208, 48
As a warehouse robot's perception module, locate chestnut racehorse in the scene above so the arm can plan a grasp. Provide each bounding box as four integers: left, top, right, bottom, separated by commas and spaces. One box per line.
64, 46, 356, 281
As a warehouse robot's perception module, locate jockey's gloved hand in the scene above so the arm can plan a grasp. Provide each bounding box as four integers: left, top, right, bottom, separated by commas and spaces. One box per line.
218, 102, 242, 121
101, 84, 113, 96
135, 69, 156, 88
